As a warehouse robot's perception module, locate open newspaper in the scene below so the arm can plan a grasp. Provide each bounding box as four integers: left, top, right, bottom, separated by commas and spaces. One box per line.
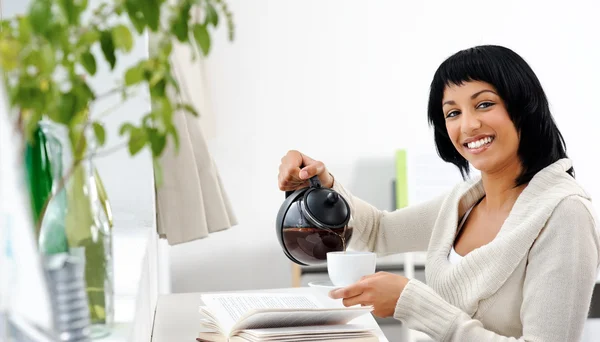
196, 293, 378, 342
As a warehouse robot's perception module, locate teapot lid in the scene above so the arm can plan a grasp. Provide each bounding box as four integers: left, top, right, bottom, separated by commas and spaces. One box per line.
302, 186, 350, 229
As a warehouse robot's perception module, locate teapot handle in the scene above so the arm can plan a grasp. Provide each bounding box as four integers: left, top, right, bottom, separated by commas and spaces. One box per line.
309, 175, 322, 188
284, 175, 321, 198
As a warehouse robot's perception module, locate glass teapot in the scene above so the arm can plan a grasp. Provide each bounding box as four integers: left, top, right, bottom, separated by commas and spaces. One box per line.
276, 175, 353, 266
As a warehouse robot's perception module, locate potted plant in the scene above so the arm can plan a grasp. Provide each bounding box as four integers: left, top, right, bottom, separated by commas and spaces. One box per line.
0, 0, 234, 337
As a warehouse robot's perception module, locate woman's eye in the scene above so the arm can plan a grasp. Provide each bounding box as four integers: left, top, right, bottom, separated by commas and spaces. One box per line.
446, 110, 459, 118
477, 102, 494, 109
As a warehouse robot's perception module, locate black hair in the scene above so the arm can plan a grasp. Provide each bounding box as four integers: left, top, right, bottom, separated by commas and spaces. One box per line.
427, 45, 573, 186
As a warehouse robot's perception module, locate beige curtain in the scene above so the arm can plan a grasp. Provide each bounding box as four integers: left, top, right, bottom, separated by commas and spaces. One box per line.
153, 22, 237, 245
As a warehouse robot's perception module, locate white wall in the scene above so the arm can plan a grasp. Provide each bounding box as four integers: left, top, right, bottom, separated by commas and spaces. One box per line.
169, 0, 600, 292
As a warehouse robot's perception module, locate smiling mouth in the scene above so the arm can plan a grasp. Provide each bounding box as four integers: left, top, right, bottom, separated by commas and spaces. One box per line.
463, 136, 495, 150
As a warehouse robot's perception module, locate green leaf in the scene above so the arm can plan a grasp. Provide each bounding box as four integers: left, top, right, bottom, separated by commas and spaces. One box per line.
0, 40, 21, 71
79, 28, 100, 47
82, 82, 96, 100
112, 24, 134, 52
17, 16, 32, 44
176, 103, 199, 117
206, 3, 219, 27
72, 79, 95, 112
118, 123, 135, 136
141, 59, 154, 80
149, 69, 165, 87
158, 98, 173, 126
69, 102, 88, 128
146, 127, 167, 157
141, 0, 160, 31
100, 31, 116, 70
29, 0, 51, 34
0, 20, 12, 33
171, 9, 190, 42
59, 0, 78, 25
54, 93, 76, 124
46, 21, 68, 46
32, 45, 56, 74
167, 124, 180, 151
174, 0, 193, 41
125, 64, 144, 85
149, 78, 166, 98
192, 23, 211, 56
92, 122, 106, 146
128, 127, 147, 155
153, 158, 163, 187
160, 39, 173, 58
125, 0, 146, 34
77, 0, 89, 12
81, 51, 97, 75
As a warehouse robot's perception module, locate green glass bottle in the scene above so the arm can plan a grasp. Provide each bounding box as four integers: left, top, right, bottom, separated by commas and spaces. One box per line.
24, 125, 54, 236
38, 122, 69, 255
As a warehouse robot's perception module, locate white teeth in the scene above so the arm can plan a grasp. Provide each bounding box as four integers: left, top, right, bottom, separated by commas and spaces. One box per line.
467, 136, 493, 149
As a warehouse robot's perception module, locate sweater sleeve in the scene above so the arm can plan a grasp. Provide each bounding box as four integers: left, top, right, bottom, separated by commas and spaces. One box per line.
393, 196, 600, 342
332, 179, 447, 255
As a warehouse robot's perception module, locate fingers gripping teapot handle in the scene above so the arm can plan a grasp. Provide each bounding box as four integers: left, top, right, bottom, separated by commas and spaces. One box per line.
284, 175, 320, 198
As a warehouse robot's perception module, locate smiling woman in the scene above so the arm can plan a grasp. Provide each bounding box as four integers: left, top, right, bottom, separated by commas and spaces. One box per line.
427, 45, 572, 187
278, 45, 600, 341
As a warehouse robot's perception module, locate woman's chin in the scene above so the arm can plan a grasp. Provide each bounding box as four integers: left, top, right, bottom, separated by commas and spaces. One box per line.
467, 158, 494, 174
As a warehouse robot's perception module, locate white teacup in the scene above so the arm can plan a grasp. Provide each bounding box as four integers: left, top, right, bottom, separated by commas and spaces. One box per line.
327, 251, 376, 287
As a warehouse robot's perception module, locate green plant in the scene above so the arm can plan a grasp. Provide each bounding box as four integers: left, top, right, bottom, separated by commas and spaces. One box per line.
1, 0, 234, 330
0, 0, 234, 224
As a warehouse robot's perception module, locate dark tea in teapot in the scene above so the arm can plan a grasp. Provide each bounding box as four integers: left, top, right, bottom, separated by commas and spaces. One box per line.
282, 226, 353, 265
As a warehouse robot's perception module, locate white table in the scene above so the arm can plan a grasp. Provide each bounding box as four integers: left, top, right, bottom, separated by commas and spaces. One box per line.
151, 287, 389, 342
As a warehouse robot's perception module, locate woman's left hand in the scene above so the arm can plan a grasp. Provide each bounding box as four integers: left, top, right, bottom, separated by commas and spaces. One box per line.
328, 272, 409, 318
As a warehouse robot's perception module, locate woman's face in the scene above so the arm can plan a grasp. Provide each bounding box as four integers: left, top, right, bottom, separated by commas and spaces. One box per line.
442, 81, 521, 175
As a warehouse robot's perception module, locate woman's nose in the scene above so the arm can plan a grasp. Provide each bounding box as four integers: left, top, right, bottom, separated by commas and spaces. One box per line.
461, 110, 482, 133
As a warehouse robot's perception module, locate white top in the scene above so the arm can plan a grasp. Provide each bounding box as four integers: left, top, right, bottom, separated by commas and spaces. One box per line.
448, 246, 463, 264
334, 158, 600, 341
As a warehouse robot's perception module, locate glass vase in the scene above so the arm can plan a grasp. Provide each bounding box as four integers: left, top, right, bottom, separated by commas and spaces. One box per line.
63, 125, 114, 339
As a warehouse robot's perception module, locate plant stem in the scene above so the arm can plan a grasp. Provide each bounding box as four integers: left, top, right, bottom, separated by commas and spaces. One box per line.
87, 141, 128, 159
93, 90, 138, 120
96, 86, 126, 101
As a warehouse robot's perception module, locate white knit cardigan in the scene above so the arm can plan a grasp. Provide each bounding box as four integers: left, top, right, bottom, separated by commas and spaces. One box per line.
334, 158, 600, 341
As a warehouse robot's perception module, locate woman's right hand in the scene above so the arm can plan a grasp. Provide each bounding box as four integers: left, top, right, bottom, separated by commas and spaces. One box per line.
278, 150, 334, 191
